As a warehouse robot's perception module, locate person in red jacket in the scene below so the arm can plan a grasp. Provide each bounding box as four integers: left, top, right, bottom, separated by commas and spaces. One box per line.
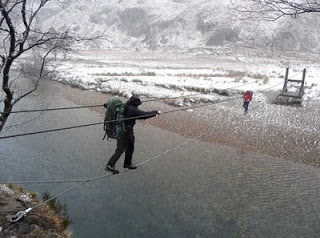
243, 90, 253, 113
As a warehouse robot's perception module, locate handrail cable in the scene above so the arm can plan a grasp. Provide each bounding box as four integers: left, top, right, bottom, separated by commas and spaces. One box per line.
2, 81, 257, 114
9, 121, 215, 221
0, 82, 282, 140
142, 81, 256, 103
2, 104, 104, 114
6, 82, 283, 223
0, 82, 284, 185
0, 96, 239, 140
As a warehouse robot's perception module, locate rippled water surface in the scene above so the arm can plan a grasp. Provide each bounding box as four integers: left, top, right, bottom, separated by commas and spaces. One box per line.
1, 80, 320, 237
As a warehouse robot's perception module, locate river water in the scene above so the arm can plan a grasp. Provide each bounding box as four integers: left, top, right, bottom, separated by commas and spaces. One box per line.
1, 79, 320, 237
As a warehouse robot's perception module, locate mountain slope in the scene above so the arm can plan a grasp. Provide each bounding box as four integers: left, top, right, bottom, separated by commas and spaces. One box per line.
38, 0, 320, 54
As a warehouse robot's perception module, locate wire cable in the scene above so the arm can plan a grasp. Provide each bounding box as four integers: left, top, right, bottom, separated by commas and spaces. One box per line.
0, 82, 282, 140
1, 81, 300, 223
142, 81, 256, 103
0, 179, 87, 184
1, 104, 104, 114
0, 84, 283, 185
1, 81, 256, 114
10, 121, 216, 214
0, 122, 103, 140
0, 96, 239, 140
260, 82, 283, 91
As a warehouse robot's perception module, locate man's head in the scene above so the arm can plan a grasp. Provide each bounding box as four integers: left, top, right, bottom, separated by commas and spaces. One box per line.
127, 95, 142, 107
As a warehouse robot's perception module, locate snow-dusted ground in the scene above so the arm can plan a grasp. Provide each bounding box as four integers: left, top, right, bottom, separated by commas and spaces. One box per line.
47, 50, 320, 106
42, 50, 319, 165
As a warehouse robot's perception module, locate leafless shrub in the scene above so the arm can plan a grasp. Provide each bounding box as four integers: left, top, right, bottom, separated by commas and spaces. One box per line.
42, 192, 72, 229
226, 70, 246, 78
0, 0, 104, 132
217, 89, 230, 96
250, 73, 265, 79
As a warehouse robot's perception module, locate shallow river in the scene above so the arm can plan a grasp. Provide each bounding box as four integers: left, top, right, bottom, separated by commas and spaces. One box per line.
1, 80, 320, 237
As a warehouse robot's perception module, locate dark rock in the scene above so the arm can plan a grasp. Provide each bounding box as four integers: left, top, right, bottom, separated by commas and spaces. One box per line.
47, 232, 61, 238
17, 224, 31, 234
0, 199, 25, 215
30, 224, 40, 231
27, 214, 52, 229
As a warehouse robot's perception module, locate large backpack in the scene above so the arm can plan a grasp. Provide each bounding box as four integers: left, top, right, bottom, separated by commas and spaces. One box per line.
103, 98, 126, 140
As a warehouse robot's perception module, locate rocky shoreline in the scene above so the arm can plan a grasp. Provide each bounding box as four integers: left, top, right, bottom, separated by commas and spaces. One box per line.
0, 184, 70, 238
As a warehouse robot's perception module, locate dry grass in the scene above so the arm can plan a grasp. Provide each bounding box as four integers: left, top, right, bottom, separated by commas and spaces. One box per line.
171, 73, 216, 78
225, 70, 246, 78
174, 70, 247, 79
92, 72, 156, 77
42, 192, 72, 229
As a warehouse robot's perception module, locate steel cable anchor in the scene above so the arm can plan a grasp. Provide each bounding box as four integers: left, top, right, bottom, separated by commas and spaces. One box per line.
10, 208, 32, 223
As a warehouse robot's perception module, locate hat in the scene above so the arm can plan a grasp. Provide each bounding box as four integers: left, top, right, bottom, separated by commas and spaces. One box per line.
127, 95, 142, 106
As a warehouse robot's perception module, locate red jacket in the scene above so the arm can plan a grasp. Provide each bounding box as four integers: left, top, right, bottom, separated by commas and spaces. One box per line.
243, 91, 253, 102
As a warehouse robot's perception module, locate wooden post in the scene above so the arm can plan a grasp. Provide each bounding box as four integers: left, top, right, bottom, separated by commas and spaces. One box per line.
282, 67, 289, 94
299, 68, 306, 97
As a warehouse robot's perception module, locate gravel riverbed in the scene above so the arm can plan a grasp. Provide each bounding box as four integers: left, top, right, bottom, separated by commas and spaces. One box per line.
52, 80, 320, 168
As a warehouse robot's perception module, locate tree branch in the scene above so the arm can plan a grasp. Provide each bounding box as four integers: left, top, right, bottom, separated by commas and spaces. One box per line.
0, 0, 106, 132
231, 0, 320, 20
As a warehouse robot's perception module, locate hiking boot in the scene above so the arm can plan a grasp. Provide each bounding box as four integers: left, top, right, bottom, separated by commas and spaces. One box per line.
123, 164, 137, 170
105, 165, 119, 174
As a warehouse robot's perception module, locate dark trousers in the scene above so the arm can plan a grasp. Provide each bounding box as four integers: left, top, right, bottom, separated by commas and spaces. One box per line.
107, 136, 135, 167
243, 101, 250, 112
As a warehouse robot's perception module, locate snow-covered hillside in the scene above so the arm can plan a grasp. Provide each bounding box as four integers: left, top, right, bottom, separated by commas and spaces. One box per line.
27, 0, 320, 104
38, 0, 320, 54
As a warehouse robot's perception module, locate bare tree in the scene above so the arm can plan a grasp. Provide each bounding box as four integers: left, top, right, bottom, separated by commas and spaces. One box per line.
0, 0, 98, 132
230, 0, 320, 20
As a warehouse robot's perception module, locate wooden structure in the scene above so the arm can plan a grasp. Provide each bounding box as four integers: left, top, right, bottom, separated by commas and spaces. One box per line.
280, 68, 306, 99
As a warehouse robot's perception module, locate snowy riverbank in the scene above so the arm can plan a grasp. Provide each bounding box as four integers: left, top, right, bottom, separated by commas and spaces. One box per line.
46, 66, 320, 168
44, 50, 319, 106
9, 50, 320, 166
